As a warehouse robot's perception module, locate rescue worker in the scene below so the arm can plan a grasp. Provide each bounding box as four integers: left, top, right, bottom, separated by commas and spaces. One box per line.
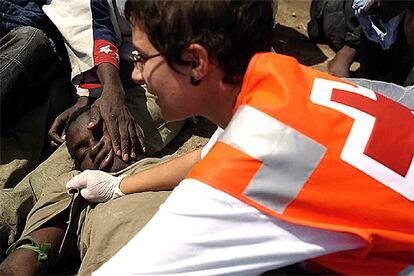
66, 0, 413, 275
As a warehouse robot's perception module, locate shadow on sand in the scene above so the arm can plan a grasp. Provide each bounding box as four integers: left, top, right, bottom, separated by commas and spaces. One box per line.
272, 23, 328, 66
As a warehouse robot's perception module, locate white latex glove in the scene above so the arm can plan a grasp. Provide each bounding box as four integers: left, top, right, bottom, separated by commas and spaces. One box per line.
66, 170, 126, 202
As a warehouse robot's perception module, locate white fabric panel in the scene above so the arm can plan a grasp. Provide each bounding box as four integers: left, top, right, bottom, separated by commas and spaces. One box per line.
94, 180, 365, 275
43, 0, 95, 81
310, 78, 414, 201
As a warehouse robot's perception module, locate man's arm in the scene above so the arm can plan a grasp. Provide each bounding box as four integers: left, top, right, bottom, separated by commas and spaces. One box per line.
92, 62, 145, 161
45, 0, 143, 161
66, 149, 202, 202
49, 96, 90, 144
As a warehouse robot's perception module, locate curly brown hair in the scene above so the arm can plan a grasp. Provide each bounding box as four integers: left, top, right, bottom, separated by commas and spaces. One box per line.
125, 0, 274, 84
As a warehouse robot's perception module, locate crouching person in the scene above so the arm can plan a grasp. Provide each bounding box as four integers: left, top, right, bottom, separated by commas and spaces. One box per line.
68, 1, 412, 275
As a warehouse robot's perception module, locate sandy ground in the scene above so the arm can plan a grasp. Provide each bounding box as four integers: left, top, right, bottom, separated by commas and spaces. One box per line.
164, 0, 337, 156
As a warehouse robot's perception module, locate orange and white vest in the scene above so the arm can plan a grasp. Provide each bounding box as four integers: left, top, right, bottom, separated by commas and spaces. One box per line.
188, 53, 414, 275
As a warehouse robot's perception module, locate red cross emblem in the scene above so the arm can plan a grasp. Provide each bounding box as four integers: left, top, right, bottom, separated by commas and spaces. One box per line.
331, 88, 414, 177
310, 78, 413, 200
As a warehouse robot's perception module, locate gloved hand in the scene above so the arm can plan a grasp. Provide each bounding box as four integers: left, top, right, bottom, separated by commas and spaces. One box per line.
66, 170, 126, 202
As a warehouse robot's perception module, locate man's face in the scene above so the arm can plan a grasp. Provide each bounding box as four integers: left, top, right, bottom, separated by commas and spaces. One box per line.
66, 110, 132, 172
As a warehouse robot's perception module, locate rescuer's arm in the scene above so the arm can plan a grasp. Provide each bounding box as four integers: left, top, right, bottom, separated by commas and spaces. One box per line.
66, 149, 201, 202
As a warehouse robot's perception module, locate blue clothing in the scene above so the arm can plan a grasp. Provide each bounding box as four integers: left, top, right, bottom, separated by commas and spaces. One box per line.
90, 0, 119, 47
0, 0, 55, 38
0, 0, 68, 65
352, 0, 401, 49
0, 26, 64, 129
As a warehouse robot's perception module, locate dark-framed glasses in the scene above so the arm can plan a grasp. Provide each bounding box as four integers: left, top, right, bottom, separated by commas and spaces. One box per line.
129, 50, 161, 71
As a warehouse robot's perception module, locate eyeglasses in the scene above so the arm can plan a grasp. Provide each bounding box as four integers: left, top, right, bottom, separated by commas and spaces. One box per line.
129, 50, 161, 71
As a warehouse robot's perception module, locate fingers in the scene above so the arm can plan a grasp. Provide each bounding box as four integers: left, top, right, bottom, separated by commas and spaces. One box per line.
129, 123, 146, 160
48, 115, 67, 144
106, 113, 132, 162
98, 149, 114, 171
119, 120, 130, 162
128, 123, 138, 160
88, 104, 102, 129
68, 169, 118, 202
91, 100, 145, 162
88, 131, 114, 171
118, 119, 147, 161
106, 115, 122, 158
80, 189, 103, 203
66, 170, 90, 192
95, 146, 114, 171
50, 96, 90, 145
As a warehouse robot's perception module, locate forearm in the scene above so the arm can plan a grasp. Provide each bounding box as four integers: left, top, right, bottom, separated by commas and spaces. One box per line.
66, 150, 202, 202
96, 62, 124, 97
120, 149, 202, 194
92, 62, 141, 161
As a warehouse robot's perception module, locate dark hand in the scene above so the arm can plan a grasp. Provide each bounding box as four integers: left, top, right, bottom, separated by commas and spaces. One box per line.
90, 126, 114, 171
49, 96, 89, 145
89, 63, 145, 162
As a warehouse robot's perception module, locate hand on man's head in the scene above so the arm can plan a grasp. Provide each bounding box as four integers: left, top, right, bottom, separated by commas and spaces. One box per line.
48, 96, 89, 145
65, 106, 144, 172
89, 62, 146, 163
88, 91, 146, 163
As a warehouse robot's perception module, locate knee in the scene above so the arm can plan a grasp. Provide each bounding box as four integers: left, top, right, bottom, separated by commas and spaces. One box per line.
13, 26, 48, 41
1, 26, 58, 78
16, 26, 51, 52
5, 26, 52, 57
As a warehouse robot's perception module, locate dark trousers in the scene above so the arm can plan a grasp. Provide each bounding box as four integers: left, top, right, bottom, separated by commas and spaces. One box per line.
0, 26, 59, 129
308, 0, 361, 52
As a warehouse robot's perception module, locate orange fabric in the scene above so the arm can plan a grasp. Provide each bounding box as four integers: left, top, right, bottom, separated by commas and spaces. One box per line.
189, 141, 262, 196
188, 52, 414, 275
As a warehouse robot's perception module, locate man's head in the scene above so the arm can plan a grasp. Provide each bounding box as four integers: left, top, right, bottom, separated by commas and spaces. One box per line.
65, 106, 139, 172
125, 0, 274, 84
